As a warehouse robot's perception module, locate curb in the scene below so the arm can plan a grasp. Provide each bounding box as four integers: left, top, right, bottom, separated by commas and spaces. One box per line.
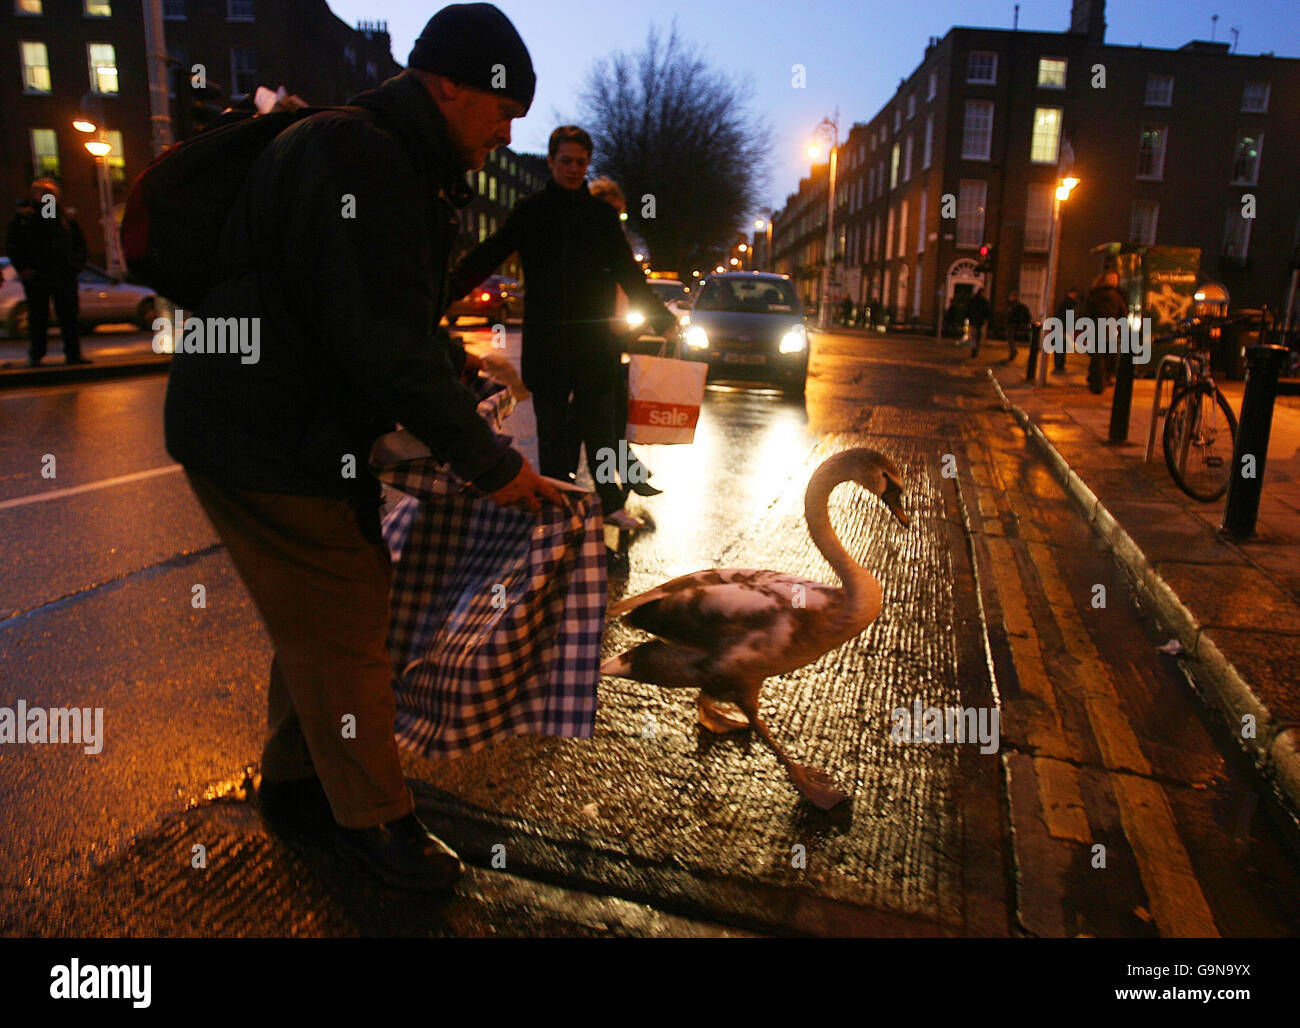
0, 356, 170, 389
986, 369, 1300, 817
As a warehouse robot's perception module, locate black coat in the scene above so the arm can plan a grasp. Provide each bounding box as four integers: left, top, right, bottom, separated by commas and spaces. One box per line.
449, 179, 676, 395
6, 201, 87, 282
966, 292, 991, 325
164, 71, 521, 502
1083, 285, 1128, 321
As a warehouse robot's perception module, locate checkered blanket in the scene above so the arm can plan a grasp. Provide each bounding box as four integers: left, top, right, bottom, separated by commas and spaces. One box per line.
372, 380, 605, 760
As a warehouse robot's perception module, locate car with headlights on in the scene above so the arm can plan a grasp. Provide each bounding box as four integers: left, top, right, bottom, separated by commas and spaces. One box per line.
624, 277, 693, 354
680, 272, 809, 396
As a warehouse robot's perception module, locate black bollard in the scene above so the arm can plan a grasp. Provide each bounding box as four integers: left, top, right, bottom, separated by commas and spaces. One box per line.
1221, 344, 1289, 538
1108, 349, 1136, 443
1025, 322, 1042, 382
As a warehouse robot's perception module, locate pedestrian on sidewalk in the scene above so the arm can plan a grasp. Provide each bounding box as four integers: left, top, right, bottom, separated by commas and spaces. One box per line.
5, 179, 89, 367
967, 287, 991, 357
164, 3, 562, 892
449, 125, 678, 532
1083, 272, 1127, 393
1004, 291, 1031, 362
839, 294, 853, 327
1053, 287, 1082, 373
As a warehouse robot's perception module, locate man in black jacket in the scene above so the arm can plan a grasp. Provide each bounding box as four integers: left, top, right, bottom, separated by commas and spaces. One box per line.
449, 126, 677, 530
1004, 291, 1031, 362
5, 178, 89, 366
164, 3, 560, 891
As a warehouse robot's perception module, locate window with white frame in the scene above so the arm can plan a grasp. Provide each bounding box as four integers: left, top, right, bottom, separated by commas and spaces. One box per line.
30, 128, 59, 177
927, 69, 937, 101
1019, 264, 1047, 319
230, 47, 256, 96
87, 42, 118, 94
1144, 74, 1173, 106
1223, 208, 1251, 259
227, 0, 253, 20
962, 100, 994, 160
1242, 81, 1269, 112
902, 135, 913, 181
917, 190, 927, 253
1130, 201, 1159, 245
1030, 106, 1062, 163
16, 0, 42, 13
1038, 57, 1066, 89
1137, 124, 1167, 179
957, 180, 986, 247
890, 142, 900, 189
1232, 132, 1263, 184
967, 51, 997, 83
1024, 183, 1053, 251
907, 93, 915, 119
84, 0, 111, 15
21, 41, 51, 93
922, 114, 934, 169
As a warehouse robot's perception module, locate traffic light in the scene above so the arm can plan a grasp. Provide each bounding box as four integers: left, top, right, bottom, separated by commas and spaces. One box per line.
976, 242, 995, 274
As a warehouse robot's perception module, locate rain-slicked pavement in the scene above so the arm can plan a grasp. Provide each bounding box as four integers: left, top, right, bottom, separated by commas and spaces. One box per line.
1, 329, 1297, 936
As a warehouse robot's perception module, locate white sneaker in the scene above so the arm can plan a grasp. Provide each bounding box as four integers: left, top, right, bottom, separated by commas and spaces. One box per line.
605, 509, 646, 531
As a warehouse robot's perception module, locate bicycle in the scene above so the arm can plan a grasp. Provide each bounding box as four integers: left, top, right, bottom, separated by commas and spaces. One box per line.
1150, 321, 1239, 502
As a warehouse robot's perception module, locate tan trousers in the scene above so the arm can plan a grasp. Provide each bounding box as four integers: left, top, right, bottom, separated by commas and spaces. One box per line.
185, 470, 413, 829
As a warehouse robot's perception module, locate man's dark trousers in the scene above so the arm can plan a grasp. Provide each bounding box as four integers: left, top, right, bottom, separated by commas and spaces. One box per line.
185, 469, 413, 830
532, 379, 622, 516
23, 275, 81, 362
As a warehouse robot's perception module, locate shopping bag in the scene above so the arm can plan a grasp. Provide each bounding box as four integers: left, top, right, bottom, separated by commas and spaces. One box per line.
370, 377, 605, 760
626, 345, 708, 445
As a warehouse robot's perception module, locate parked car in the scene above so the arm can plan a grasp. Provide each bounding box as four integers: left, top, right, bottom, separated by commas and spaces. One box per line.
680, 272, 809, 396
1, 259, 158, 338
444, 274, 522, 326
623, 278, 693, 354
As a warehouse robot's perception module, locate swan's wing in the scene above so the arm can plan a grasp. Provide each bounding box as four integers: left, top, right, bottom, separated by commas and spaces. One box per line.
613, 569, 839, 651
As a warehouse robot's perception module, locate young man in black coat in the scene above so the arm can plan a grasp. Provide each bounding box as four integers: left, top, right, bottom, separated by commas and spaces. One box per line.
1004, 291, 1032, 362
164, 3, 561, 892
5, 178, 89, 366
449, 126, 678, 531
966, 287, 991, 357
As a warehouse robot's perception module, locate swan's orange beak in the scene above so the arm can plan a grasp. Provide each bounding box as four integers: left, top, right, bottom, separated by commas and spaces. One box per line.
882, 477, 909, 526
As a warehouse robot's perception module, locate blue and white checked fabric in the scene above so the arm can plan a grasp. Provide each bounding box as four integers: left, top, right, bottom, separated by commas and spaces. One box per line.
372, 381, 605, 760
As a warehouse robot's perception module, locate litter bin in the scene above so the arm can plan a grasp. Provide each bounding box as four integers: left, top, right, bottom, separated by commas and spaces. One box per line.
1217, 310, 1261, 381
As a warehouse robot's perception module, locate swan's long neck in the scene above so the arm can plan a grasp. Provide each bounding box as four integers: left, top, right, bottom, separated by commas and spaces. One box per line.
803, 451, 875, 596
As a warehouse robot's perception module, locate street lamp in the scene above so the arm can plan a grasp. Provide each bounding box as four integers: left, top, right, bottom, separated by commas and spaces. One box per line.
808, 112, 840, 330
754, 218, 774, 271
76, 114, 126, 279
1037, 172, 1080, 385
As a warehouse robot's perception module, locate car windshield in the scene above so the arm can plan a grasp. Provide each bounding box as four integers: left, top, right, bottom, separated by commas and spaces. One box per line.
695, 278, 798, 314
649, 281, 688, 302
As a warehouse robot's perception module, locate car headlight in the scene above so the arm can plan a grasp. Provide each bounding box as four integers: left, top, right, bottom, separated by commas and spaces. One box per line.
779, 325, 807, 353
685, 325, 709, 350
678, 313, 691, 326
626, 311, 646, 328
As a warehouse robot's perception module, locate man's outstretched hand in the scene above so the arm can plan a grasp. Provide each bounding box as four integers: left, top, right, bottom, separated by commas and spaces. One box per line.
487, 459, 567, 512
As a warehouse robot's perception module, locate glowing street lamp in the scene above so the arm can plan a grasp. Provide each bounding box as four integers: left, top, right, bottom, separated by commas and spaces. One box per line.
1038, 171, 1081, 385
74, 118, 98, 134
809, 112, 840, 330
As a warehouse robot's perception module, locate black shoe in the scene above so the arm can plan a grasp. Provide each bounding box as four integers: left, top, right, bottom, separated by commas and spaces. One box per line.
336, 812, 464, 892
626, 478, 663, 497
258, 774, 336, 840
65, 356, 92, 365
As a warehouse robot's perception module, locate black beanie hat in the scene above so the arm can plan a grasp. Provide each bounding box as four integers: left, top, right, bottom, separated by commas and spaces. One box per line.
408, 3, 536, 113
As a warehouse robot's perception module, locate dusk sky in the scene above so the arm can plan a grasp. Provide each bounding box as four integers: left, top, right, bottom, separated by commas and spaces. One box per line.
327, 0, 1300, 216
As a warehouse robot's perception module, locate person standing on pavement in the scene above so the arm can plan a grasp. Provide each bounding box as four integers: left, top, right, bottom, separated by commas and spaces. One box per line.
966, 287, 991, 357
164, 3, 562, 893
5, 179, 89, 367
449, 125, 678, 531
1004, 291, 1031, 362
1053, 287, 1082, 373
1083, 271, 1128, 393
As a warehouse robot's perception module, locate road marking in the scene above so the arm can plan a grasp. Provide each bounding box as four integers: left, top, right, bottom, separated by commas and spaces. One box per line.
0, 464, 182, 511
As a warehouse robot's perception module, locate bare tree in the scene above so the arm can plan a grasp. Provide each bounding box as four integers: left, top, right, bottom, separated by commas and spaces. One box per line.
575, 21, 770, 276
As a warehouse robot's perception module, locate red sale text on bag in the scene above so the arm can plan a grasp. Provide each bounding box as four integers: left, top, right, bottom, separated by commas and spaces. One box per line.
628, 401, 701, 429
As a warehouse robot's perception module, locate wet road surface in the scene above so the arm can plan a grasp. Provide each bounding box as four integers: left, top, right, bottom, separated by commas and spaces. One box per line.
1, 329, 1297, 936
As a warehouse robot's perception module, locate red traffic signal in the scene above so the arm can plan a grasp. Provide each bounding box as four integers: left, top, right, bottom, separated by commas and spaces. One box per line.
978, 243, 991, 259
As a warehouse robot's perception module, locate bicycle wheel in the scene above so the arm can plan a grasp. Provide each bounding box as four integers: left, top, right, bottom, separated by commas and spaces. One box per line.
1163, 383, 1238, 501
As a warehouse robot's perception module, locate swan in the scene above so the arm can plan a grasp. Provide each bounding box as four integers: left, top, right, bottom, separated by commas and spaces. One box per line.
601, 448, 908, 809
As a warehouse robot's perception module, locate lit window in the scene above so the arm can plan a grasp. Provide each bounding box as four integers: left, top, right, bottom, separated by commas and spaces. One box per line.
227, 0, 253, 20
922, 114, 933, 169
1137, 124, 1167, 179
105, 129, 126, 186
957, 180, 986, 247
1144, 74, 1173, 106
962, 100, 994, 160
1232, 133, 1262, 185
30, 128, 59, 177
1030, 106, 1062, 163
898, 199, 908, 257
1038, 58, 1066, 89
1130, 202, 1159, 245
84, 0, 111, 15
16, 0, 42, 12
477, 170, 486, 193
889, 142, 900, 189
1242, 81, 1269, 112
488, 177, 496, 201
967, 51, 997, 84
1024, 183, 1053, 250
1222, 208, 1251, 259
230, 47, 256, 96
885, 208, 895, 260
88, 42, 118, 94
21, 41, 51, 92
163, 0, 185, 18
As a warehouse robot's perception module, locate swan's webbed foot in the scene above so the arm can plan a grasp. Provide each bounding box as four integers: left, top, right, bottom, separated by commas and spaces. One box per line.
788, 764, 849, 810
697, 697, 751, 734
